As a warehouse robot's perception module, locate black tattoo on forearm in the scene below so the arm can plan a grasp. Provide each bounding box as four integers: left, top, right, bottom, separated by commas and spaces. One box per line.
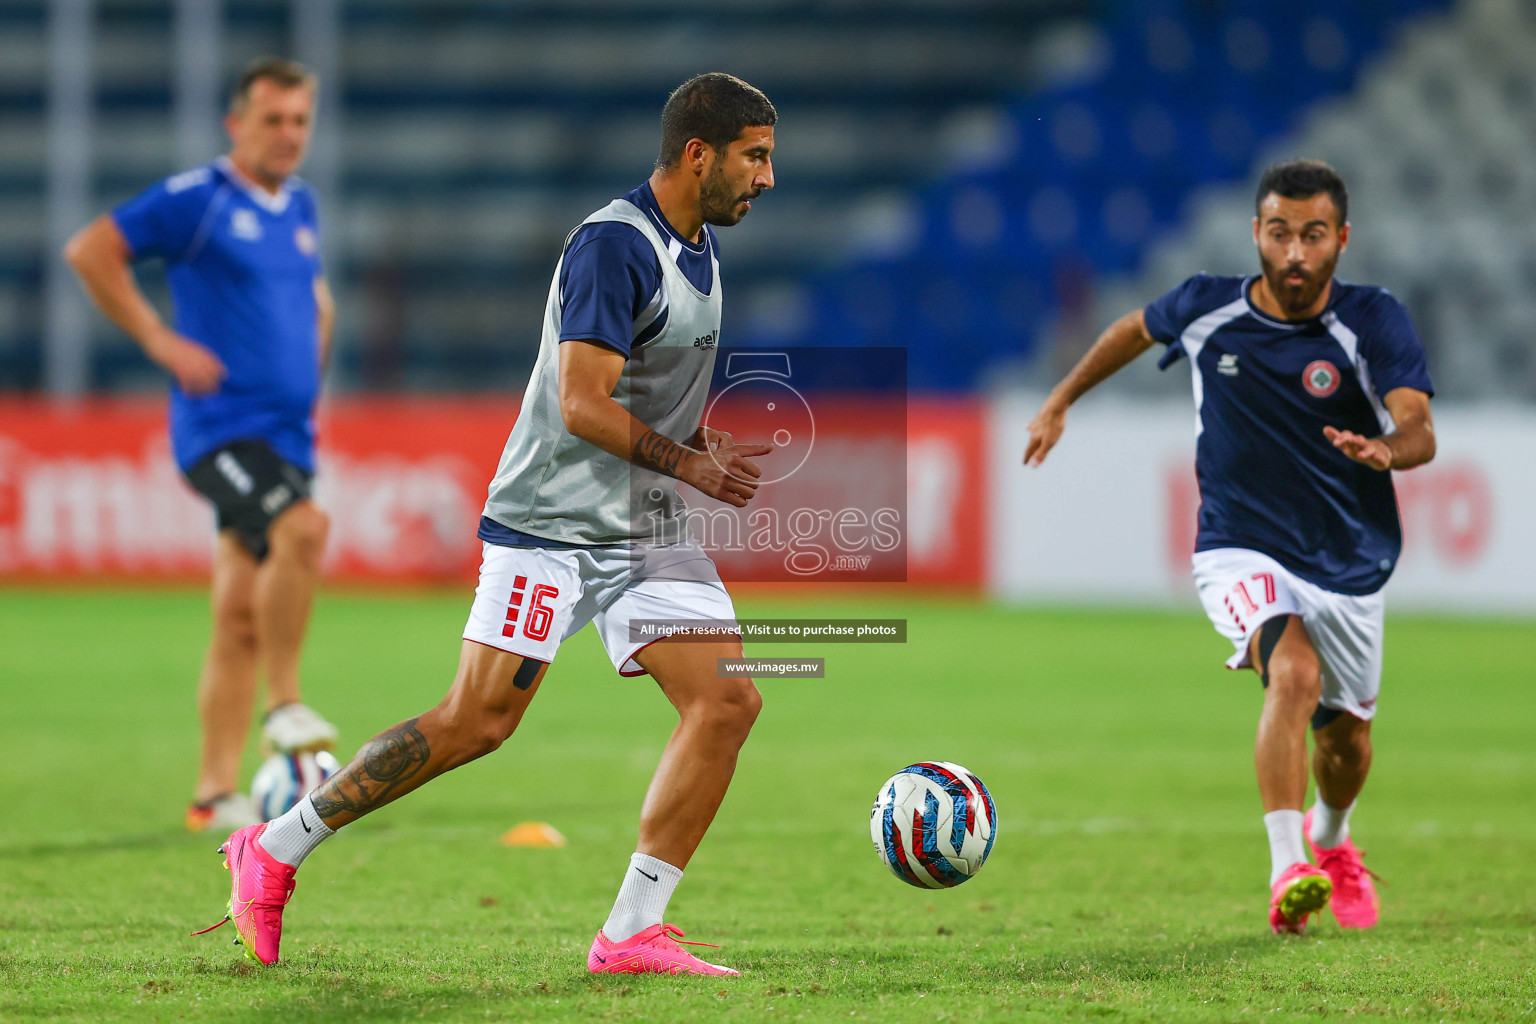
310, 717, 430, 820
633, 429, 689, 477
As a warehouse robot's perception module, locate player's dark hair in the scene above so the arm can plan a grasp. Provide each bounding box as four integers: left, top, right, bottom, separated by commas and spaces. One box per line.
656, 73, 777, 170
229, 57, 317, 114
1255, 159, 1348, 226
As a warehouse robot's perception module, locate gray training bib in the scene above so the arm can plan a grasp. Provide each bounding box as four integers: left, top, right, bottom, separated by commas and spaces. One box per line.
482, 199, 722, 546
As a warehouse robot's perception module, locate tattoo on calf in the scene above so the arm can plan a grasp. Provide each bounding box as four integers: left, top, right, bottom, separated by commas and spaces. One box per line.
633, 429, 688, 477
310, 717, 430, 819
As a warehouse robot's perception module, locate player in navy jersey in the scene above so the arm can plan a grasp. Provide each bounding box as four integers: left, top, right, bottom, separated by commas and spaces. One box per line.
1023, 160, 1436, 935
66, 58, 338, 832
200, 73, 777, 976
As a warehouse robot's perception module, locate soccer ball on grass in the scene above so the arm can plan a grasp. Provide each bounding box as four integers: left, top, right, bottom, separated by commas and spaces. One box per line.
870, 761, 996, 888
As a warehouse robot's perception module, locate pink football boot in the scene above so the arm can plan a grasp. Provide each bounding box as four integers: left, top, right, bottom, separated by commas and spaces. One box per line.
1269, 862, 1332, 935
1304, 808, 1380, 928
587, 924, 740, 976
192, 823, 296, 965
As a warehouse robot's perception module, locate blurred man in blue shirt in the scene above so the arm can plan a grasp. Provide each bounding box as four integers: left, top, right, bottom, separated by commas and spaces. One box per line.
66, 57, 339, 832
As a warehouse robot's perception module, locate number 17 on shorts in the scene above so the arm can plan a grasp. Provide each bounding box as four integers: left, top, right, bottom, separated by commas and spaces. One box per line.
1223, 570, 1280, 638
1194, 547, 1304, 663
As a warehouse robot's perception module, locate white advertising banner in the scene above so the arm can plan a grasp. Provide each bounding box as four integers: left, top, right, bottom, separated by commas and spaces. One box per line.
987, 394, 1536, 614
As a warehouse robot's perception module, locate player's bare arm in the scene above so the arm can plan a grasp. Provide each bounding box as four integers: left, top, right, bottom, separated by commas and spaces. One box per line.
1024, 308, 1156, 466
64, 214, 227, 395
314, 275, 335, 370
557, 338, 771, 507
1323, 387, 1435, 471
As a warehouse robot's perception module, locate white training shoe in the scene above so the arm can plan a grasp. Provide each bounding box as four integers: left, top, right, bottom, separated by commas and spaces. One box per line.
186, 792, 261, 833
262, 702, 338, 753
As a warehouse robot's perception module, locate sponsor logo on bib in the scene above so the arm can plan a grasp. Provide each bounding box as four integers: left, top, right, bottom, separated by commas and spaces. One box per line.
1303, 359, 1340, 397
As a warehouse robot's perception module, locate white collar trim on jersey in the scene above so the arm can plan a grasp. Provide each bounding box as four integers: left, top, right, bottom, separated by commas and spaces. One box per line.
216, 156, 295, 214
638, 184, 708, 255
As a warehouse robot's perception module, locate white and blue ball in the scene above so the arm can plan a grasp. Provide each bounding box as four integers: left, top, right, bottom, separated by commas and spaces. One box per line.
870, 761, 996, 888
250, 751, 342, 821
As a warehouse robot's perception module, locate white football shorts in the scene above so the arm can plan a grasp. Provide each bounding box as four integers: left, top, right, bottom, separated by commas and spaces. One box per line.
463, 538, 739, 676
1192, 547, 1385, 721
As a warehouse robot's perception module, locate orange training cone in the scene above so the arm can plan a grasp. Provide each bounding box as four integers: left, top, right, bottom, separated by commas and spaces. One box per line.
501, 822, 566, 848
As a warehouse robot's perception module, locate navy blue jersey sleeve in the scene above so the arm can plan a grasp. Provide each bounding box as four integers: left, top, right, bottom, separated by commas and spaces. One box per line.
1144, 273, 1224, 345
1145, 273, 1240, 370
111, 168, 215, 262
558, 224, 661, 357
1359, 290, 1434, 398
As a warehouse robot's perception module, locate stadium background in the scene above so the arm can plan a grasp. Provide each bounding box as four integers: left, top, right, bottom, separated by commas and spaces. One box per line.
3, 0, 1535, 610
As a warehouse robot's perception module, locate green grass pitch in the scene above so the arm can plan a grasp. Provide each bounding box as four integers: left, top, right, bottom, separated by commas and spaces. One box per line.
1, 587, 1532, 1022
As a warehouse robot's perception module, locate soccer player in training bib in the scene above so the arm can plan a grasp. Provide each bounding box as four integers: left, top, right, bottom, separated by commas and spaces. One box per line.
200, 73, 777, 975
66, 58, 338, 833
1023, 160, 1435, 935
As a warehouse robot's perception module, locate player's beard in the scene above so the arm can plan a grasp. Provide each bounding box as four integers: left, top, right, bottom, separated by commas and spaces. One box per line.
1260, 245, 1339, 318
699, 163, 753, 227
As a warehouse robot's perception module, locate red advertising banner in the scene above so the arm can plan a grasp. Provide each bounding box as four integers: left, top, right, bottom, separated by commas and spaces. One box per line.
905, 398, 987, 588
0, 399, 209, 577
0, 397, 984, 588
0, 398, 510, 581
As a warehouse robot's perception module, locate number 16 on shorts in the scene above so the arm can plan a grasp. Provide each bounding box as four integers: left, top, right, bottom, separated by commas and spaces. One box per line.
463, 544, 573, 662
503, 575, 559, 642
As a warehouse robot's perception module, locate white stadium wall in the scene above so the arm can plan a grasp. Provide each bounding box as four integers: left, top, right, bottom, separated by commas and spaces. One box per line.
986, 394, 1536, 615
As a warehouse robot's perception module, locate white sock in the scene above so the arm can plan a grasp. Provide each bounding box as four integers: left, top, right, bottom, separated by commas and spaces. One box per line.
1309, 799, 1354, 849
258, 794, 335, 868
601, 853, 683, 943
1264, 809, 1307, 886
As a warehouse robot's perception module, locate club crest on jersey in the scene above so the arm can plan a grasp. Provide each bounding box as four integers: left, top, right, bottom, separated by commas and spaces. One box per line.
294, 225, 317, 256
1303, 360, 1340, 397
231, 208, 262, 241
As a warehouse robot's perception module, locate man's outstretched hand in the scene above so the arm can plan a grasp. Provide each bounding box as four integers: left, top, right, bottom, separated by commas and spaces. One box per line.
1023, 400, 1067, 467
1324, 425, 1392, 471
682, 430, 773, 507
